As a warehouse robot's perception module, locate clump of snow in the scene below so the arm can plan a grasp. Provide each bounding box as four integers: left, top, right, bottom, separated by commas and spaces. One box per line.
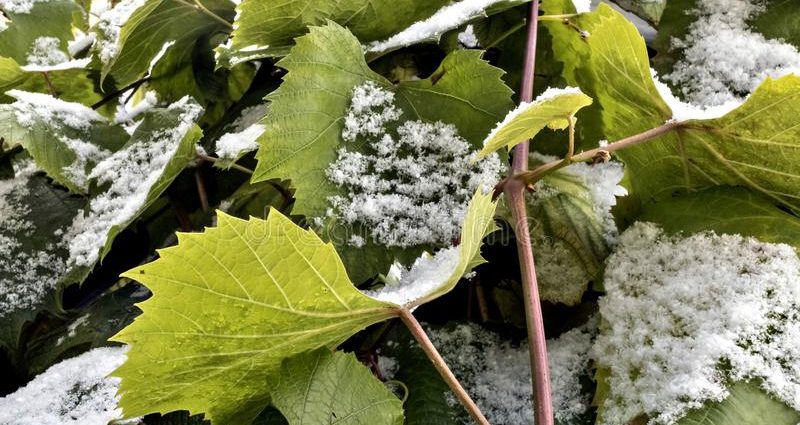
0, 346, 127, 425
66, 97, 203, 267
366, 0, 514, 53
8, 90, 104, 130
325, 82, 502, 248
61, 138, 112, 191
482, 87, 585, 149
664, 0, 800, 106
594, 222, 800, 424
530, 152, 626, 245
68, 30, 96, 56
571, 0, 592, 13
22, 36, 90, 72
0, 0, 48, 14
652, 69, 743, 121
214, 103, 269, 160
95, 0, 147, 64
364, 247, 460, 306
429, 320, 596, 424
114, 90, 158, 125
0, 161, 68, 318
457, 24, 480, 48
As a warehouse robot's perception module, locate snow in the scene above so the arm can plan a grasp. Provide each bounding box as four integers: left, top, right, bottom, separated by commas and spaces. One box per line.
429, 320, 596, 424
147, 40, 175, 74
457, 24, 480, 48
0, 346, 128, 425
62, 137, 112, 191
68, 31, 96, 57
325, 82, 502, 248
366, 0, 515, 53
21, 36, 87, 72
594, 222, 800, 424
7, 90, 104, 130
482, 87, 585, 148
572, 0, 592, 13
0, 0, 48, 14
66, 97, 203, 267
0, 161, 68, 318
364, 247, 460, 306
652, 69, 743, 121
214, 103, 268, 160
114, 90, 159, 125
95, 0, 148, 64
663, 0, 800, 106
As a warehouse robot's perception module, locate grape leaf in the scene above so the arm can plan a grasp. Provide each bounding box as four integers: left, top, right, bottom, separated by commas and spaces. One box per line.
475, 88, 592, 159
678, 381, 800, 425
0, 91, 128, 194
252, 22, 511, 281
112, 210, 398, 424
101, 0, 235, 87
612, 0, 665, 25
220, 0, 451, 64
0, 0, 82, 65
750, 0, 800, 49
546, 5, 800, 211
271, 349, 404, 425
637, 186, 800, 250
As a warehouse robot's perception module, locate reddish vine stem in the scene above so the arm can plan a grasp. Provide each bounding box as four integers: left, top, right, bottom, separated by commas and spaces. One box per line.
503, 2, 555, 425
398, 308, 491, 425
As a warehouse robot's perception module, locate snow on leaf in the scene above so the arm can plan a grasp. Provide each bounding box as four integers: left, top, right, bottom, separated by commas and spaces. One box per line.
476, 86, 592, 159
428, 319, 596, 425
656, 0, 800, 107
111, 210, 398, 424
20, 36, 90, 72
365, 0, 528, 54
65, 96, 203, 268
0, 0, 81, 66
0, 346, 128, 425
594, 222, 800, 424
0, 90, 127, 193
271, 349, 404, 425
363, 190, 498, 308
222, 0, 452, 62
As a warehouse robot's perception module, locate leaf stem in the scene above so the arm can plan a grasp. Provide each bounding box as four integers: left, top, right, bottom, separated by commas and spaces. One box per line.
91, 77, 151, 110
41, 72, 57, 97
194, 168, 210, 211
172, 0, 233, 29
503, 2, 555, 425
518, 120, 683, 185
538, 13, 579, 21
566, 114, 576, 161
397, 308, 491, 425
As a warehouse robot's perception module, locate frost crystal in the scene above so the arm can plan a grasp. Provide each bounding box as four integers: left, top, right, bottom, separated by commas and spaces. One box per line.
664, 0, 800, 106
0, 161, 68, 318
66, 97, 203, 267
326, 82, 502, 248
429, 320, 596, 424
594, 222, 800, 424
95, 0, 147, 64
0, 346, 127, 425
366, 0, 512, 53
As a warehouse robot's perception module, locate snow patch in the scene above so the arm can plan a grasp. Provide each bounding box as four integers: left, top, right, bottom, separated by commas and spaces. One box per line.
664, 0, 800, 106
364, 247, 460, 306
0, 346, 128, 425
325, 82, 502, 248
0, 0, 49, 14
366, 0, 516, 53
594, 222, 800, 424
652, 69, 743, 121
95, 0, 147, 64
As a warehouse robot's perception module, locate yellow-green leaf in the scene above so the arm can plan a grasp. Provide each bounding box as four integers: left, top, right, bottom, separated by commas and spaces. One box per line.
112, 210, 397, 424
476, 87, 593, 159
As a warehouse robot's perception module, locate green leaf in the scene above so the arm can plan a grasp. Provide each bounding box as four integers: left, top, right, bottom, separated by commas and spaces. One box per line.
0, 91, 128, 194
271, 349, 404, 425
112, 209, 397, 424
221, 0, 451, 63
252, 22, 511, 282
750, 0, 800, 50
611, 0, 666, 25
637, 186, 800, 250
476, 88, 592, 159
0, 0, 82, 65
101, 0, 235, 87
0, 165, 86, 354
677, 381, 800, 425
